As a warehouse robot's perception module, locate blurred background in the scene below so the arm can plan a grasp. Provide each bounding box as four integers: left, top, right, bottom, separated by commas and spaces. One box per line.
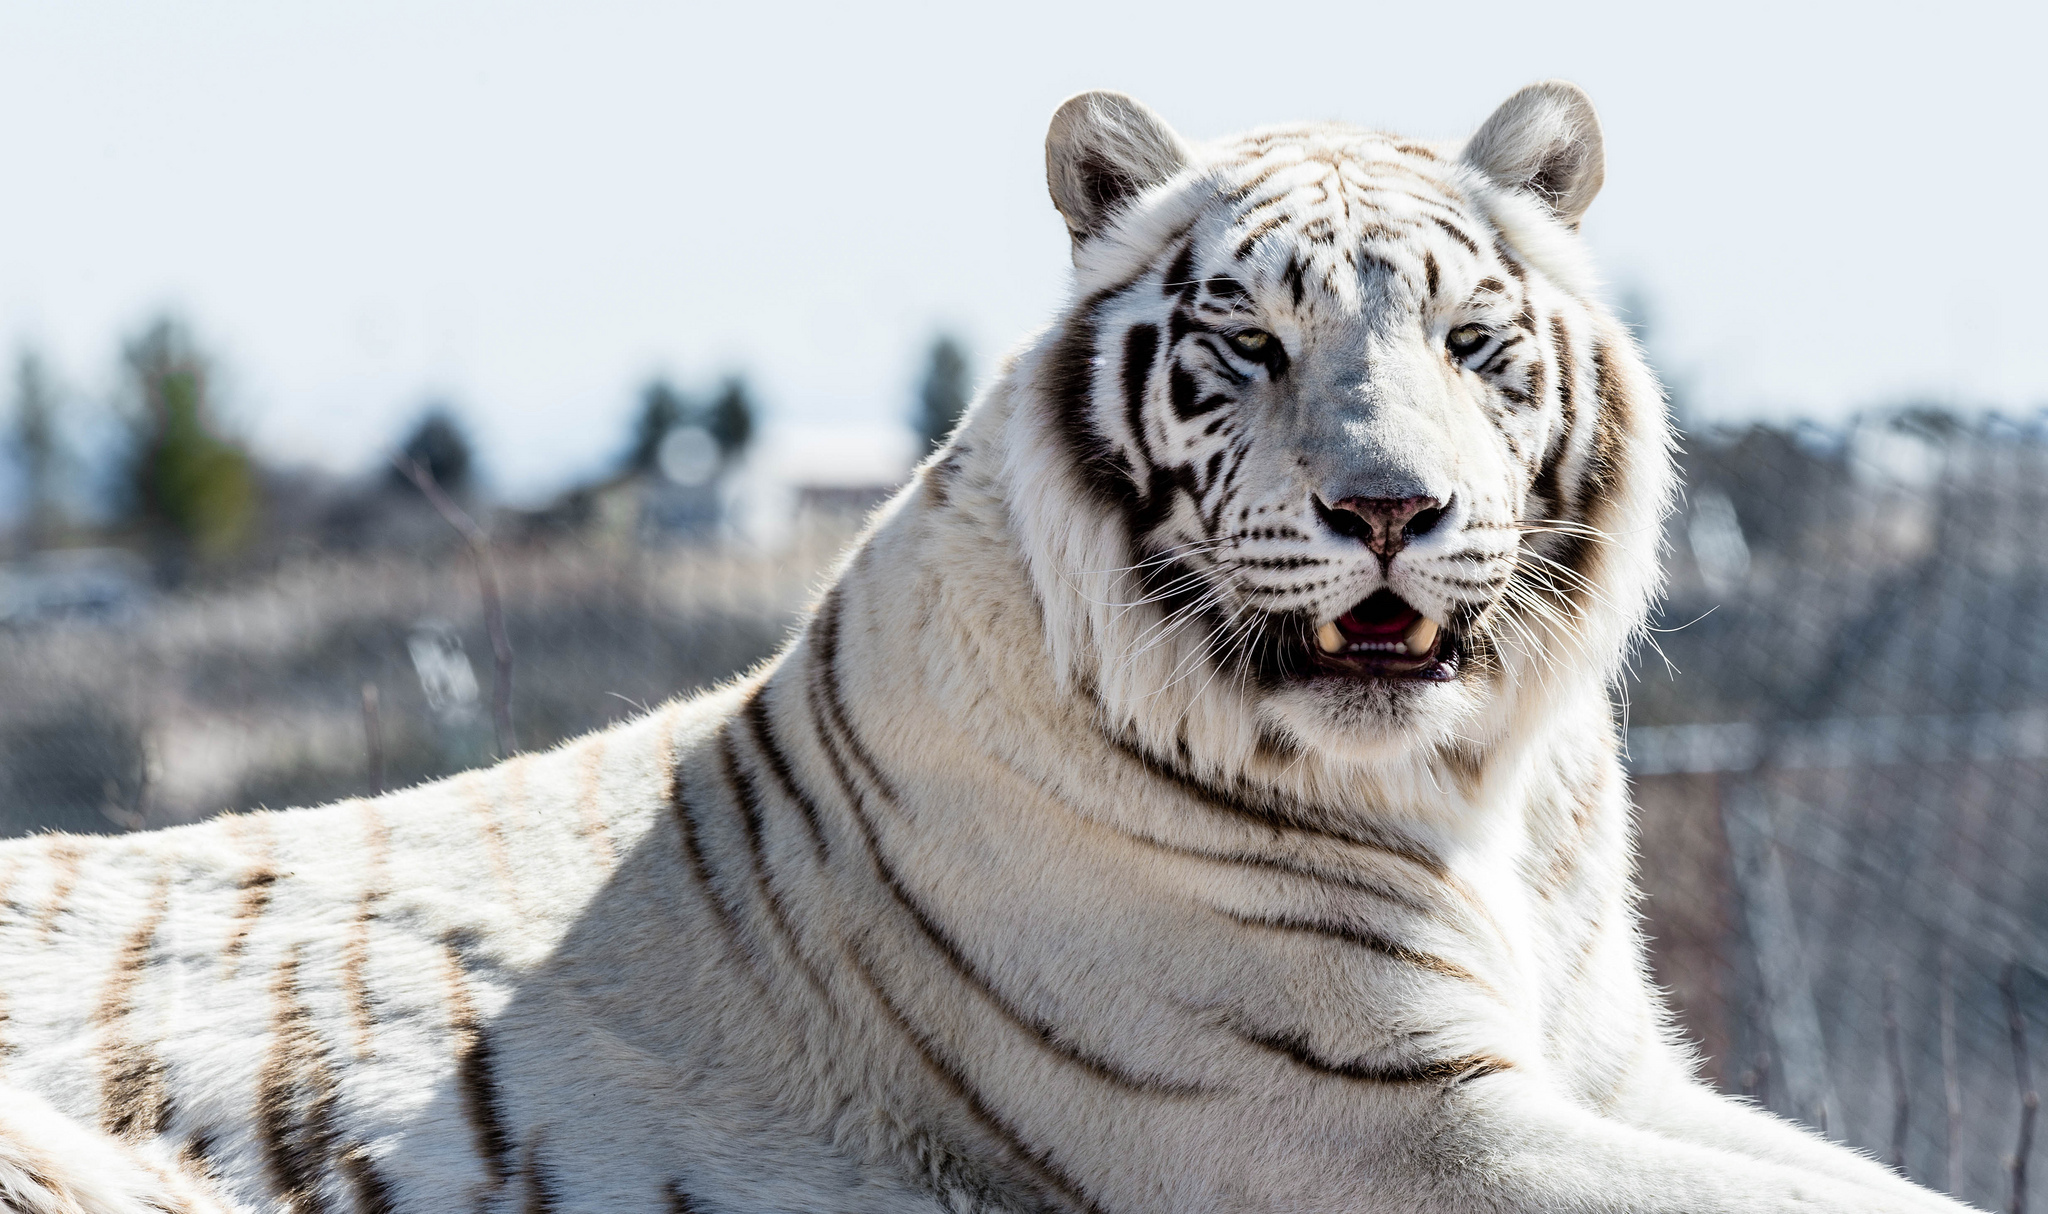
2, 1, 2044, 1207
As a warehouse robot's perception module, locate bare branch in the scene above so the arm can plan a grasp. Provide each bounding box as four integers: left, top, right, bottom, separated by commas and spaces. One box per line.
1945, 948, 1963, 1195
393, 454, 517, 758
1886, 965, 1910, 1174
2005, 960, 2038, 1214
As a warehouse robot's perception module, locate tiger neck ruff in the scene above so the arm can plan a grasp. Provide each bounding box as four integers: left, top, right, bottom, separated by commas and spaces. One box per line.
0, 84, 1977, 1214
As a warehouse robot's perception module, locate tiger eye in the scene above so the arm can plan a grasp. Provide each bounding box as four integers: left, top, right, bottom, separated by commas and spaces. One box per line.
1446, 324, 1489, 359
1230, 330, 1272, 355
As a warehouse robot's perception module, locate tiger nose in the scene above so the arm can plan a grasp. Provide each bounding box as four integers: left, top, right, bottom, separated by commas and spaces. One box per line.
1315, 495, 1445, 557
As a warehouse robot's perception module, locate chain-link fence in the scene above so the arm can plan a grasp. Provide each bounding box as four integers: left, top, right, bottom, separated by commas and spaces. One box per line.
3, 415, 2044, 1205
0, 514, 858, 836
1632, 413, 2048, 1208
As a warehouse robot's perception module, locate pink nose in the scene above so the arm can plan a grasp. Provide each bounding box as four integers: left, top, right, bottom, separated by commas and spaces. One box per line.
1319, 495, 1444, 557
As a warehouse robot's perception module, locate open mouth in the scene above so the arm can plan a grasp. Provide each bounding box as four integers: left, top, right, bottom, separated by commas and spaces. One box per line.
1309, 590, 1460, 682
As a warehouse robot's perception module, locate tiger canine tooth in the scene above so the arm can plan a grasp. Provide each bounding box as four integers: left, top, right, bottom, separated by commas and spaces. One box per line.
1316, 621, 1345, 654
1402, 615, 1441, 655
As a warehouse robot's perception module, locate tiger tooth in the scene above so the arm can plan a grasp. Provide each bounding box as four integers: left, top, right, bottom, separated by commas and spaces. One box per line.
1316, 621, 1345, 654
1402, 615, 1441, 656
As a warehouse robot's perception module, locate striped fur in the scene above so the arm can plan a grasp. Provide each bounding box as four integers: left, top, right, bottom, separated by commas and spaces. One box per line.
0, 85, 1978, 1212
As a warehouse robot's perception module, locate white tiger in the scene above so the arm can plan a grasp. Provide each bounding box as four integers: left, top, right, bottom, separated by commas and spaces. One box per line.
0, 83, 1979, 1214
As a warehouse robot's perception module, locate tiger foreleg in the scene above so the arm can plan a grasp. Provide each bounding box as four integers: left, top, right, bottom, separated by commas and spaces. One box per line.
1393, 1078, 1981, 1213
1607, 1076, 1979, 1212
0, 1084, 238, 1214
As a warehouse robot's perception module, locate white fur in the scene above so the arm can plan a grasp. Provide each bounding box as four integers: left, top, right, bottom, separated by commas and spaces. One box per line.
0, 86, 1980, 1213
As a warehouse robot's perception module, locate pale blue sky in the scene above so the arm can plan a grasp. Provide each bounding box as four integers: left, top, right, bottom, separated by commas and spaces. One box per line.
1, 1, 2041, 500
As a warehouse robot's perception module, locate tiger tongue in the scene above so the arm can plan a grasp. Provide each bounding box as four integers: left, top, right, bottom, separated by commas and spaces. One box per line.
1336, 600, 1420, 640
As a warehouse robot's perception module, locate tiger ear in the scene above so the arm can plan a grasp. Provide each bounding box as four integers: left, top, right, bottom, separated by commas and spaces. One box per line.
1462, 81, 1606, 227
1046, 91, 1189, 249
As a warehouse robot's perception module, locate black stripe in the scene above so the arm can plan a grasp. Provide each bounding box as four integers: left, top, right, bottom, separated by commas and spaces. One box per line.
258, 945, 340, 1214
1202, 444, 1253, 533
1044, 232, 1192, 510
97, 874, 172, 1141
1282, 254, 1307, 308
838, 772, 1200, 1096
340, 1145, 399, 1214
741, 689, 829, 861
1102, 826, 1430, 912
665, 1180, 703, 1213
1101, 729, 1446, 876
1169, 365, 1229, 420
457, 1033, 512, 1187
1423, 249, 1440, 298
846, 945, 1107, 1214
1230, 1019, 1511, 1084
1532, 314, 1577, 518
810, 589, 898, 802
1428, 214, 1479, 254
221, 867, 278, 966
1477, 333, 1525, 377
671, 776, 776, 994
1120, 323, 1159, 459
180, 1131, 219, 1179
1233, 213, 1290, 260
1046, 288, 1125, 506
805, 680, 870, 821
444, 943, 514, 1187
1545, 333, 1632, 598
1517, 328, 1548, 415
520, 1137, 560, 1214
717, 726, 833, 998
1586, 337, 1628, 509
1492, 239, 1526, 282
1222, 158, 1294, 205
1222, 910, 1484, 986
803, 597, 1197, 1096
1162, 239, 1197, 295
672, 781, 744, 943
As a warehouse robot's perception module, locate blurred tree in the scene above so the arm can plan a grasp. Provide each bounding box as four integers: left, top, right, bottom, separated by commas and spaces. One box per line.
10, 350, 61, 550
704, 377, 755, 468
915, 335, 971, 454
625, 379, 689, 475
389, 407, 475, 496
123, 318, 257, 562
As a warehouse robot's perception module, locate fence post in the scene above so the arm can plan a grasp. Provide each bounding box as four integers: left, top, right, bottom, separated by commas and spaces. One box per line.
1723, 783, 1839, 1135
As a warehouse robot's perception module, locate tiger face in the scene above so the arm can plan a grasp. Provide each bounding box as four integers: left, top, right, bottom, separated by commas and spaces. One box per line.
1026, 85, 1667, 765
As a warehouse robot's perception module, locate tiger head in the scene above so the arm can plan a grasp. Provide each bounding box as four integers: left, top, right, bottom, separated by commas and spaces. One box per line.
999, 83, 1672, 780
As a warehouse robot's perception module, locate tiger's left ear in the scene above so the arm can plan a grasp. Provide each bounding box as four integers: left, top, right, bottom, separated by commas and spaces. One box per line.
1462, 81, 1606, 227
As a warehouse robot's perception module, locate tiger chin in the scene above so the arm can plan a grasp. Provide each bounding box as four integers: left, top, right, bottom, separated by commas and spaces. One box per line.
0, 85, 1979, 1214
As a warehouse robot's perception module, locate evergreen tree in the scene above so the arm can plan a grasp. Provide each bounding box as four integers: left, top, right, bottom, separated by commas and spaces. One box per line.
390, 407, 475, 495
704, 377, 755, 467
626, 380, 688, 475
915, 336, 971, 453
124, 318, 257, 561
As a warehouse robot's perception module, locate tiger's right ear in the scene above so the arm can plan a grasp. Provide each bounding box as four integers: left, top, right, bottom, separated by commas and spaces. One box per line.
1461, 81, 1605, 227
1046, 91, 1189, 250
